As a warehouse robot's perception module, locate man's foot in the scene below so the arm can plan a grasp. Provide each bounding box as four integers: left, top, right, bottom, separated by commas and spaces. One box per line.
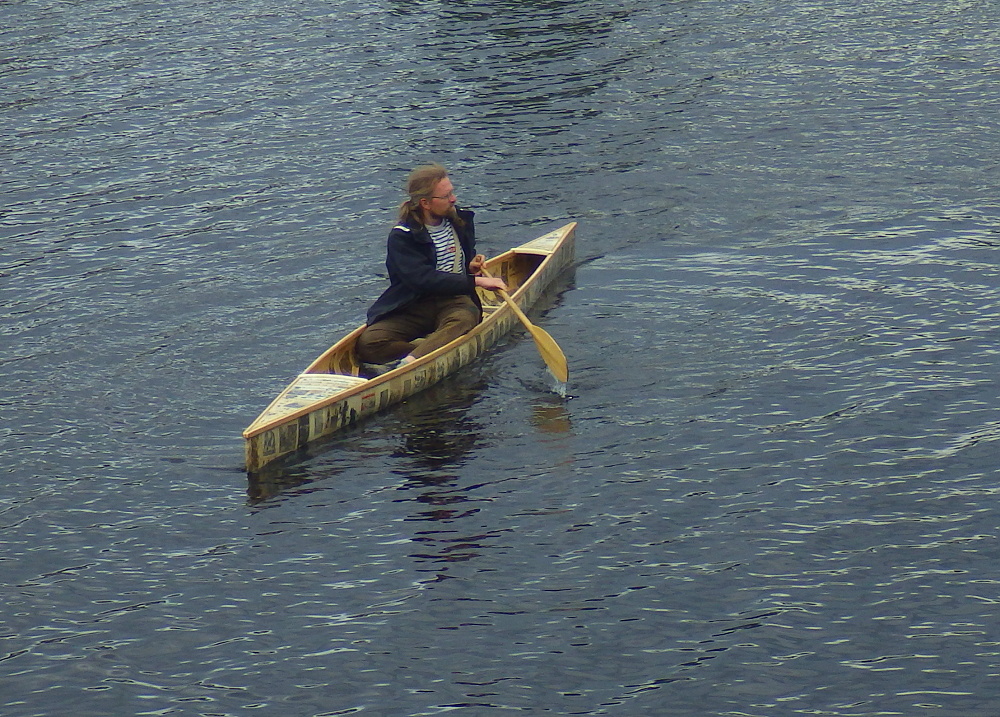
359, 359, 403, 378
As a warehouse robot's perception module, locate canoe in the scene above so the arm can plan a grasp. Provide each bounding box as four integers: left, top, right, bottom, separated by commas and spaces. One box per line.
243, 222, 577, 472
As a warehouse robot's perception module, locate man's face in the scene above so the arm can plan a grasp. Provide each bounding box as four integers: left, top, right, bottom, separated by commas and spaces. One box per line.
425, 178, 456, 218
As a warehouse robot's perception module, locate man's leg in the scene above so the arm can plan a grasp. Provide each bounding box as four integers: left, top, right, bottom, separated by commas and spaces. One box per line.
356, 305, 435, 364
408, 296, 480, 359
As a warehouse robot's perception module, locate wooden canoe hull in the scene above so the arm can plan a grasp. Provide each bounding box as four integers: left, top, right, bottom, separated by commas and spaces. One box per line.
243, 222, 576, 472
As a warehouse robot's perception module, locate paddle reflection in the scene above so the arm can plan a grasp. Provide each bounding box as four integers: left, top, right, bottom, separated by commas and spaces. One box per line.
531, 397, 572, 434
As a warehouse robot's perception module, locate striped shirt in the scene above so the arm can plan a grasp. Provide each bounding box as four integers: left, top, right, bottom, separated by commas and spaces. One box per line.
427, 219, 465, 273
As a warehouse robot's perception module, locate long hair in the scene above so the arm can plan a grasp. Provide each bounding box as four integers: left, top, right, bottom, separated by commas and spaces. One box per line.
396, 163, 463, 229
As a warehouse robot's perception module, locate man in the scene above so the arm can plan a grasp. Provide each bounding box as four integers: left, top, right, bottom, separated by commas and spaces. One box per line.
355, 164, 507, 375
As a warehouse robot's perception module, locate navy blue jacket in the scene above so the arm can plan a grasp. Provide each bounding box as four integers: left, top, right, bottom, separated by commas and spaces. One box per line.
366, 208, 481, 325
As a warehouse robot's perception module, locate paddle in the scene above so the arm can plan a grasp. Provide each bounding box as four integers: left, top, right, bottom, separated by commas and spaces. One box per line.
481, 267, 569, 384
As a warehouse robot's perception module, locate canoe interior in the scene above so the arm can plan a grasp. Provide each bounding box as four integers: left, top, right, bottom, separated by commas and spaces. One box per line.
305, 249, 548, 378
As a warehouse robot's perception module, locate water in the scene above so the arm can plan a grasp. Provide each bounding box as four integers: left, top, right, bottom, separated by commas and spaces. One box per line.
3, 0, 999, 715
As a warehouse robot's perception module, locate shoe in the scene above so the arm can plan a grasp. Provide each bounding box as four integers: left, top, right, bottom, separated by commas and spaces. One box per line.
360, 359, 402, 378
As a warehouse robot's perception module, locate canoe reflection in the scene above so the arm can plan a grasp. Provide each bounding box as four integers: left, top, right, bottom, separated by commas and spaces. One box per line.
392, 381, 484, 472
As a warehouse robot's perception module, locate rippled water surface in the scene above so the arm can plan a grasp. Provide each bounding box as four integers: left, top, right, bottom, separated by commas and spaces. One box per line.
3, 0, 1000, 715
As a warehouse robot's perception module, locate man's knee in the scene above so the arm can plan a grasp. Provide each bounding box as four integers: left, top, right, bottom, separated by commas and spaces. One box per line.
439, 306, 479, 334
356, 325, 400, 363
355, 328, 378, 361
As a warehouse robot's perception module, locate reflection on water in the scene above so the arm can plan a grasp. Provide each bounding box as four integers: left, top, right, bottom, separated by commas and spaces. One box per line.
531, 398, 573, 434
392, 379, 485, 471
246, 453, 344, 503
392, 378, 490, 545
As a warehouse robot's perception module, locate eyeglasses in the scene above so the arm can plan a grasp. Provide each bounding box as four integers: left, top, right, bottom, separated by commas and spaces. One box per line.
431, 191, 456, 200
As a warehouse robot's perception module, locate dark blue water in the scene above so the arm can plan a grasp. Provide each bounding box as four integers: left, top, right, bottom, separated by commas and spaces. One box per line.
3, 1, 999, 715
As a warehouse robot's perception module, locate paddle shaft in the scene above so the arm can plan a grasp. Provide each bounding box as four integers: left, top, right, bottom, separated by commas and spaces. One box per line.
479, 267, 529, 323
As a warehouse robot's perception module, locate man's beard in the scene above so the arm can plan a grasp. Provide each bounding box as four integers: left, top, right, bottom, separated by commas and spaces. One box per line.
432, 206, 459, 222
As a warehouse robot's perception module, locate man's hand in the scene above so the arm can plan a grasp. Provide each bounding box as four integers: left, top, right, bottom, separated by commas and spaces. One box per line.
468, 254, 486, 275
474, 276, 508, 292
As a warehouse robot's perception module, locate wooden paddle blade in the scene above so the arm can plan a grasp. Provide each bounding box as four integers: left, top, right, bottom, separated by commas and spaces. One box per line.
528, 324, 569, 383
482, 266, 569, 383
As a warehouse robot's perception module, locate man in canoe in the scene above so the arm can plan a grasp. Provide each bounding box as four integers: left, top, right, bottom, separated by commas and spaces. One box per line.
356, 163, 507, 375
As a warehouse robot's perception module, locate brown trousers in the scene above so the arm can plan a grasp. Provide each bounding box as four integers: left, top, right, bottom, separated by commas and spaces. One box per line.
355, 295, 480, 365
